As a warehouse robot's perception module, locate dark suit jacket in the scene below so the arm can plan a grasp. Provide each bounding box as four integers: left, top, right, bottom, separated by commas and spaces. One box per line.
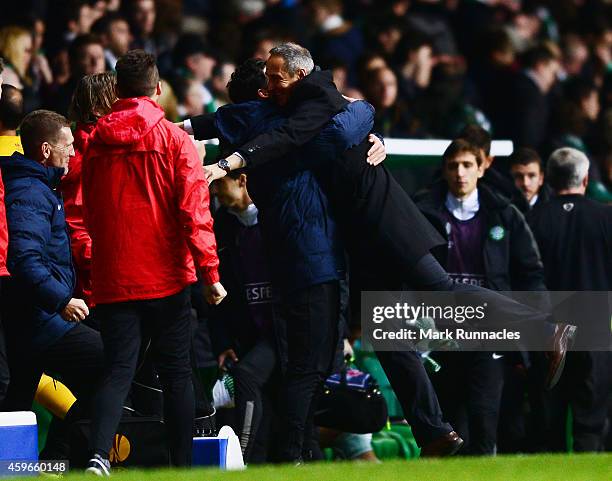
416, 182, 546, 292
528, 194, 612, 349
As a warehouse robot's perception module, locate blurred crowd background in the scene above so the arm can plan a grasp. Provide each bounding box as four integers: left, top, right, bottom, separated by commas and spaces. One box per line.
0, 0, 611, 465
0, 0, 611, 197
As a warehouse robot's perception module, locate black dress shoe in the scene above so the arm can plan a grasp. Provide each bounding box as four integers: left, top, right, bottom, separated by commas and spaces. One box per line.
420, 431, 464, 457
545, 323, 577, 390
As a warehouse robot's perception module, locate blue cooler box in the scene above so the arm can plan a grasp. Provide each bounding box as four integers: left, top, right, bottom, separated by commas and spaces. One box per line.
192, 437, 228, 468
0, 411, 38, 477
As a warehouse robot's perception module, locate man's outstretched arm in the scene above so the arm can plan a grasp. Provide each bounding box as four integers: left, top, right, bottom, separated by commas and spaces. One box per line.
177, 114, 218, 140
180, 72, 384, 179
200, 85, 346, 180
178, 79, 343, 177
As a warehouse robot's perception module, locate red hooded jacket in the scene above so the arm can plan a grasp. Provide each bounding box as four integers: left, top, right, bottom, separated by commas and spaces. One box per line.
0, 172, 9, 277
61, 123, 94, 304
82, 97, 219, 304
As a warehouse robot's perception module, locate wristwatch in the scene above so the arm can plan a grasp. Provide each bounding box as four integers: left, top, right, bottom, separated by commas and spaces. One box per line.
217, 158, 231, 174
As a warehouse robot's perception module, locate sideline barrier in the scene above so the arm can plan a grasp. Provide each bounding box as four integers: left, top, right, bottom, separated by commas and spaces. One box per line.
204, 136, 611, 201
203, 138, 514, 165
203, 138, 514, 193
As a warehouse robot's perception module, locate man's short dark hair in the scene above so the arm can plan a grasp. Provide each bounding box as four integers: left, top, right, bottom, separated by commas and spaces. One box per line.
0, 57, 4, 74
458, 124, 491, 156
226, 168, 247, 180
0, 85, 24, 130
20, 110, 70, 160
69, 34, 104, 73
522, 44, 557, 69
91, 12, 128, 36
227, 59, 267, 104
509, 147, 543, 170
116, 49, 160, 98
318, 55, 347, 72
442, 138, 483, 166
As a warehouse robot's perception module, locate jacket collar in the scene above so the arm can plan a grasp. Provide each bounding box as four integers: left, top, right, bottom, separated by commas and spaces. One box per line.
418, 179, 510, 215
445, 189, 480, 221
290, 69, 337, 109
0, 152, 64, 189
227, 203, 259, 227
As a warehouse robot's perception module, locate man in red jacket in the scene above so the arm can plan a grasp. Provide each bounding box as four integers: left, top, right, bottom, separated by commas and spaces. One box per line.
0, 57, 10, 404
82, 50, 225, 474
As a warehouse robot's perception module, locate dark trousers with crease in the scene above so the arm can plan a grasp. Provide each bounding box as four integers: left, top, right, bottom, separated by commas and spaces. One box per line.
2, 322, 103, 412
89, 288, 194, 467
545, 351, 612, 452
349, 259, 453, 447
1, 321, 104, 460
279, 281, 340, 461
431, 351, 505, 454
231, 336, 278, 463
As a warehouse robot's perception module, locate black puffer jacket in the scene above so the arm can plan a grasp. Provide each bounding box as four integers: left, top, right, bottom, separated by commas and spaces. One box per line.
415, 181, 547, 292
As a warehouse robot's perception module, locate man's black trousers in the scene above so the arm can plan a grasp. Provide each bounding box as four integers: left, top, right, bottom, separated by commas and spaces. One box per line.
1, 320, 104, 459
89, 288, 194, 467
279, 280, 340, 461
2, 322, 104, 412
231, 336, 278, 463
431, 351, 505, 454
545, 351, 612, 452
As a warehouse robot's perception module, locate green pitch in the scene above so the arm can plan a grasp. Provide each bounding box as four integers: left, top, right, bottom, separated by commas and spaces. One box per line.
25, 453, 612, 481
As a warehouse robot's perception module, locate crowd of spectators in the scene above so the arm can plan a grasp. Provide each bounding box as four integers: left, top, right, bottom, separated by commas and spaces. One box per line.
0, 1, 610, 160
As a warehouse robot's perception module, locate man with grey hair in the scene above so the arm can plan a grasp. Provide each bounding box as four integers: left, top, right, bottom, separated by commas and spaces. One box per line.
269, 42, 314, 80
545, 147, 590, 193
528, 147, 612, 452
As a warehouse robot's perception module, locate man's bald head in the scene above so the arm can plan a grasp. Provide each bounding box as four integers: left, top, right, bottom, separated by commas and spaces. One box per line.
0, 84, 24, 133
